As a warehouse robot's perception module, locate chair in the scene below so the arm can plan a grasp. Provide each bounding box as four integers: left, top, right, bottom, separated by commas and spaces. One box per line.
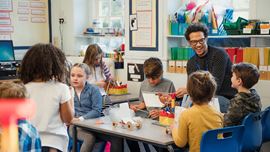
262, 107, 270, 142
241, 112, 263, 152
200, 125, 244, 152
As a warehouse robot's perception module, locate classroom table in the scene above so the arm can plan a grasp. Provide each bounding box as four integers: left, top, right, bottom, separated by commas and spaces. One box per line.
108, 93, 139, 105
72, 116, 175, 152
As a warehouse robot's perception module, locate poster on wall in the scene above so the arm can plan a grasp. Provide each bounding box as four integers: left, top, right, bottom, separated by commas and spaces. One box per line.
0, 0, 50, 47
129, 0, 158, 51
127, 63, 144, 82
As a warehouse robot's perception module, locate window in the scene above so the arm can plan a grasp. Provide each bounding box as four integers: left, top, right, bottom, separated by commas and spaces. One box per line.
91, 0, 125, 53
98, 0, 124, 28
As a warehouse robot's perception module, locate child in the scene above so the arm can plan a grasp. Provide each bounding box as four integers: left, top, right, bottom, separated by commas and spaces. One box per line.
128, 57, 175, 152
20, 43, 74, 152
0, 81, 42, 152
171, 71, 223, 152
69, 63, 122, 152
83, 44, 113, 101
69, 63, 103, 152
224, 62, 261, 127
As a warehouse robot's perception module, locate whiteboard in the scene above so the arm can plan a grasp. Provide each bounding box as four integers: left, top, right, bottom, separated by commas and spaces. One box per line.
0, 0, 50, 47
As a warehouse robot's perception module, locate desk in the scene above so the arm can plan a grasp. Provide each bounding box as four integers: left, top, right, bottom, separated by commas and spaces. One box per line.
108, 93, 139, 105
72, 116, 174, 152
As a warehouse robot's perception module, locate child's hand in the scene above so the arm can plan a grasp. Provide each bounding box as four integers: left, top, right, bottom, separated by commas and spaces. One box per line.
130, 104, 139, 111
149, 109, 159, 119
71, 118, 80, 123
96, 81, 106, 88
175, 87, 187, 98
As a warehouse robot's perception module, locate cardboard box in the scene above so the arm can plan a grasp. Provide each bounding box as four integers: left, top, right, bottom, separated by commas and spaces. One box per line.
168, 60, 176, 73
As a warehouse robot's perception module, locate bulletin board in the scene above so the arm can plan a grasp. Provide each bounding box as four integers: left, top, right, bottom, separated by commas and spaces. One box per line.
0, 0, 51, 48
129, 0, 158, 51
127, 63, 144, 82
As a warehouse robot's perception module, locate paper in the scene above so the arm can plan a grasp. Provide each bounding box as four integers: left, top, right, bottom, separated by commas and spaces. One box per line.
209, 98, 220, 112
142, 92, 164, 108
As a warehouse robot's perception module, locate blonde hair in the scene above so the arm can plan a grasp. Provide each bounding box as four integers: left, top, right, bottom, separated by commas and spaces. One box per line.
0, 81, 27, 98
72, 63, 91, 77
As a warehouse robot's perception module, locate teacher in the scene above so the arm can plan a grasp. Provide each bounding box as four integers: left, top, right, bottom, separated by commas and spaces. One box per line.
176, 23, 237, 112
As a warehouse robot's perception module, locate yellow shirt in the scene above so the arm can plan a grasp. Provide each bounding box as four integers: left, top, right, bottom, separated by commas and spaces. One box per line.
172, 104, 223, 152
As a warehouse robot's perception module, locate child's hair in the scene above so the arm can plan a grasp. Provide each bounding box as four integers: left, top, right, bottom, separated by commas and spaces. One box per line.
0, 81, 27, 98
144, 57, 163, 79
232, 62, 260, 89
187, 71, 217, 104
72, 63, 91, 77
20, 43, 67, 84
83, 44, 104, 75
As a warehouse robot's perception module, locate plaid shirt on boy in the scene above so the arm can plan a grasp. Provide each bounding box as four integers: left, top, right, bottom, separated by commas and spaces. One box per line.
18, 119, 42, 152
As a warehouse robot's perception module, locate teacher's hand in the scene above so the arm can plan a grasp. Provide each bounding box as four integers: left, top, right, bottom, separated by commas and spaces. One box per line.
175, 87, 187, 98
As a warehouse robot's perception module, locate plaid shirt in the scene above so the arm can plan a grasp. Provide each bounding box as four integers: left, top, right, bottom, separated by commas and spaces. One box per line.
18, 119, 41, 152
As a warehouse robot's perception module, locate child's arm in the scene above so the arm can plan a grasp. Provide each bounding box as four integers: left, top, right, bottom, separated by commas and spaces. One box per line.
223, 99, 242, 126
60, 99, 74, 124
130, 102, 146, 111
172, 112, 188, 147
102, 62, 113, 81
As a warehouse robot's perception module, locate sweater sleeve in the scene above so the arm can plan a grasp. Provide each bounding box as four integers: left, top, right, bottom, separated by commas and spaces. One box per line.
102, 62, 112, 81
172, 111, 188, 147
210, 48, 229, 93
82, 86, 103, 119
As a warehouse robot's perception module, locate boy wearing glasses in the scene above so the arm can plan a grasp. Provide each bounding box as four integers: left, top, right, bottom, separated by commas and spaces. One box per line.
128, 57, 175, 152
175, 23, 236, 113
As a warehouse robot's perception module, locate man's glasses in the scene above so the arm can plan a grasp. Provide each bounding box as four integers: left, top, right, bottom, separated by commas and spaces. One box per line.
189, 38, 206, 46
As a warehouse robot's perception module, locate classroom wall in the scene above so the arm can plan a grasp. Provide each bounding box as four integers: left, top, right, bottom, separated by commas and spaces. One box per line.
51, 0, 270, 109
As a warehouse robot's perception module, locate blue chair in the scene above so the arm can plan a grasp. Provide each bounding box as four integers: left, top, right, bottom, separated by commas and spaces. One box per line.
200, 125, 244, 152
262, 107, 270, 142
241, 112, 263, 152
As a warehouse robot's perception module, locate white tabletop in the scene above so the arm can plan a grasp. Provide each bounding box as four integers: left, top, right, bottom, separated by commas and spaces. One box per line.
72, 116, 174, 147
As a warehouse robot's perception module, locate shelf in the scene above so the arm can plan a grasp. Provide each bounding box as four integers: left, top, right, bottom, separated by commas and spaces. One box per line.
75, 34, 124, 39
167, 35, 270, 38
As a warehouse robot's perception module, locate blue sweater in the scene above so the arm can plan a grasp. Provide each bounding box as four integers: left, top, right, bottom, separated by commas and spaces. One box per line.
74, 82, 102, 119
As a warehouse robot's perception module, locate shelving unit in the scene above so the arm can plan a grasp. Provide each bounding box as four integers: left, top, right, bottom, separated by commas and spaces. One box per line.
167, 34, 270, 38
75, 34, 124, 39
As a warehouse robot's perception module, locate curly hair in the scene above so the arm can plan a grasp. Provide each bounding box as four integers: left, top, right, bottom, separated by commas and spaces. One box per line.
144, 57, 163, 79
20, 43, 67, 84
184, 23, 209, 41
187, 71, 217, 104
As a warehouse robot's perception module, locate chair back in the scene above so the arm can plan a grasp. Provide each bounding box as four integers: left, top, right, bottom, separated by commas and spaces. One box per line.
262, 107, 270, 142
241, 112, 263, 152
200, 125, 244, 152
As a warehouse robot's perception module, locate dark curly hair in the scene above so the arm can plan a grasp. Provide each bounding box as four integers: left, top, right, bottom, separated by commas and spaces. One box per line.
20, 43, 67, 84
187, 71, 217, 104
184, 23, 209, 41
